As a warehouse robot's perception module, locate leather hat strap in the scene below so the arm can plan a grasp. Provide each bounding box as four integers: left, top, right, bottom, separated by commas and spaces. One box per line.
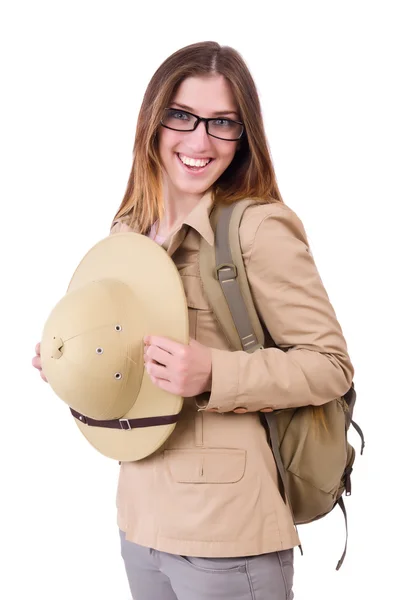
70, 407, 180, 431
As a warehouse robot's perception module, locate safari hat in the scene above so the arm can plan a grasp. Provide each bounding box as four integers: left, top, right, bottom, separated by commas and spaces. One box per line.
40, 232, 189, 462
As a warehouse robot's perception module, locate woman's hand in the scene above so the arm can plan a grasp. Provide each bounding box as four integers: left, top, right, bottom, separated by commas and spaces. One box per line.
143, 336, 212, 397
32, 342, 48, 382
143, 336, 274, 413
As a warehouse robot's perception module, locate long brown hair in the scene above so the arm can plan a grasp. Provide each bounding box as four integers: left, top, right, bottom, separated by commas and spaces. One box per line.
112, 41, 284, 232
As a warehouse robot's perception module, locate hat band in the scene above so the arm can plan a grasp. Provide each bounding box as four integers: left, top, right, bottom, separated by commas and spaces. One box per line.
70, 407, 180, 431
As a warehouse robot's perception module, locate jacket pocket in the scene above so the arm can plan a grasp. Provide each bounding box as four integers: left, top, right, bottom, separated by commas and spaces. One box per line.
163, 448, 246, 483
158, 448, 254, 542
180, 274, 232, 349
178, 554, 248, 572
180, 274, 207, 340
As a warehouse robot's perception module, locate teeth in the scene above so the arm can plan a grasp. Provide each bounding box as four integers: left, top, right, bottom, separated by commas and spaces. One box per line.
178, 154, 211, 167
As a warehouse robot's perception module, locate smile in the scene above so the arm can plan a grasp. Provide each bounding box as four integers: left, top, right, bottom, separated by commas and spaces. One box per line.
176, 153, 214, 173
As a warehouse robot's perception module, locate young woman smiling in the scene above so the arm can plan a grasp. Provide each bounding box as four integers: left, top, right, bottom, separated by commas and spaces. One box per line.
33, 41, 354, 600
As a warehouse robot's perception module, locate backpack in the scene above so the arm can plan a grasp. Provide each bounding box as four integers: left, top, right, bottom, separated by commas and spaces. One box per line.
199, 199, 365, 570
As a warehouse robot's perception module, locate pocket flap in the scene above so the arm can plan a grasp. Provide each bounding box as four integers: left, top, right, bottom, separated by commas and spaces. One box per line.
164, 448, 246, 483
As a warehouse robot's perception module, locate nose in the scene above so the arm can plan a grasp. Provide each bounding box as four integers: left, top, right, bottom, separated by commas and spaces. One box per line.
186, 120, 212, 151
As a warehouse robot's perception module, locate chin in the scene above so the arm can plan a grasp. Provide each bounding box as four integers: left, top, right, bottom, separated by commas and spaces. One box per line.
174, 178, 213, 196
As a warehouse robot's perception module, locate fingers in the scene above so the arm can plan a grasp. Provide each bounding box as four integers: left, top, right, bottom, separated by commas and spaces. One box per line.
33, 342, 48, 382
32, 355, 42, 370
145, 361, 169, 381
144, 336, 185, 357
259, 408, 274, 413
144, 344, 172, 367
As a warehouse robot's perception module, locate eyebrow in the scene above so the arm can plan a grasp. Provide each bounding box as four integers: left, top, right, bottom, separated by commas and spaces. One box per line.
171, 102, 239, 117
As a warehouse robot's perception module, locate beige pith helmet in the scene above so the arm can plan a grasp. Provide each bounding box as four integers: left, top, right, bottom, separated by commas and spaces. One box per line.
40, 232, 189, 462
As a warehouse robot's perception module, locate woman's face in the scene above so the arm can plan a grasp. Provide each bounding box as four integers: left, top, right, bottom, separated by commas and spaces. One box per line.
157, 74, 240, 200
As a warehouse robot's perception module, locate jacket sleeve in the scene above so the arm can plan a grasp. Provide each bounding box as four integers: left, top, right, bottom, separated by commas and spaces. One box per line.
201, 204, 354, 413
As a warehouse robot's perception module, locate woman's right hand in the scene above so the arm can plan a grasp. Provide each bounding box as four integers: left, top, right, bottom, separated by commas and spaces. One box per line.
32, 342, 48, 382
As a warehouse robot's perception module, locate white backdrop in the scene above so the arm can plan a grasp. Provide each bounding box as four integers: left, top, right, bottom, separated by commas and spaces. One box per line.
1, 1, 395, 598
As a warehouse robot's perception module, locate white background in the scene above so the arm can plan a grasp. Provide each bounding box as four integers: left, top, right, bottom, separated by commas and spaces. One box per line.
0, 1, 395, 598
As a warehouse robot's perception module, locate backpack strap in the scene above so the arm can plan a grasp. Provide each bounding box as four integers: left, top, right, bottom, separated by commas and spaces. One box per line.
343, 383, 365, 454
200, 199, 284, 486
199, 199, 265, 352
261, 411, 296, 512
199, 198, 353, 569
200, 199, 289, 495
351, 420, 365, 455
336, 497, 349, 570
200, 199, 303, 553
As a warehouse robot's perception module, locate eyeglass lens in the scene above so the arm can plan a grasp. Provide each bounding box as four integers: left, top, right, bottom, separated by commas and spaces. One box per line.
162, 108, 243, 140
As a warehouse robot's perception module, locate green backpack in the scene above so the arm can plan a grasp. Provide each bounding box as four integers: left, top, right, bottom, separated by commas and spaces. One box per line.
199, 199, 365, 570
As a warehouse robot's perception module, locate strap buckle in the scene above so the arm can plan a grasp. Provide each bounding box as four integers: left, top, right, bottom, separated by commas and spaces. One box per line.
119, 418, 132, 431
215, 263, 237, 280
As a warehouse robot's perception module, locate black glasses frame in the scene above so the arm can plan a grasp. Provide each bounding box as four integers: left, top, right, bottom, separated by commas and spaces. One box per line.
160, 108, 244, 141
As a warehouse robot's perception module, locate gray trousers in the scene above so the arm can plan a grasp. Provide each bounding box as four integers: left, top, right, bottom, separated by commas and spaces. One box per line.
119, 530, 294, 600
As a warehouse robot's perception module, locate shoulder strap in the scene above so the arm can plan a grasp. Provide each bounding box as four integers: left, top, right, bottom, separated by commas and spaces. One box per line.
200, 201, 358, 570
200, 200, 302, 551
199, 199, 265, 352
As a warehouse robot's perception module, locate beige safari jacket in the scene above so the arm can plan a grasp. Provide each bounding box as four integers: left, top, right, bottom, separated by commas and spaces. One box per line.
110, 190, 354, 558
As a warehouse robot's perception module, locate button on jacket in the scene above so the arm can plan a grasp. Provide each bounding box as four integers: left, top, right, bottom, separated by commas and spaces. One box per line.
110, 191, 354, 558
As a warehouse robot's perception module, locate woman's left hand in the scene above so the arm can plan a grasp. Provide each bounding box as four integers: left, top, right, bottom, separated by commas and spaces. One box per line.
143, 336, 212, 397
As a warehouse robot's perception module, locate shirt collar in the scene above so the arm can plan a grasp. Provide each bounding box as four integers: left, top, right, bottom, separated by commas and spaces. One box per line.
182, 189, 215, 246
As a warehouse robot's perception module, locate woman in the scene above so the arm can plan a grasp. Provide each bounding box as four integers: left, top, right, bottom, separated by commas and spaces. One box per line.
32, 41, 354, 600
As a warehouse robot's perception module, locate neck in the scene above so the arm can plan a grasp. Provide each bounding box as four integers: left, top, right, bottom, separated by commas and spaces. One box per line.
157, 180, 211, 238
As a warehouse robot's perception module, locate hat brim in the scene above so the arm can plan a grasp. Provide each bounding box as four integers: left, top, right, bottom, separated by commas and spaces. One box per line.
66, 232, 189, 461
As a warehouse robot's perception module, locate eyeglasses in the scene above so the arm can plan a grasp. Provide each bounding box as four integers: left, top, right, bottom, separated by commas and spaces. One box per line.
160, 108, 244, 141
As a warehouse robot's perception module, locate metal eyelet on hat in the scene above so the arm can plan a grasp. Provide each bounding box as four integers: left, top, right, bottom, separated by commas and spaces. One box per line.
114, 373, 122, 380
115, 325, 122, 332
96, 347, 104, 354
